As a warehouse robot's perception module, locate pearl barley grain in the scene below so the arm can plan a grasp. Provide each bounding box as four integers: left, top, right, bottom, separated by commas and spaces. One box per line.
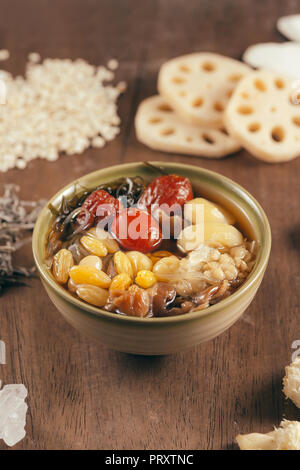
0, 49, 9, 61
107, 59, 119, 71
92, 136, 105, 148
28, 52, 41, 63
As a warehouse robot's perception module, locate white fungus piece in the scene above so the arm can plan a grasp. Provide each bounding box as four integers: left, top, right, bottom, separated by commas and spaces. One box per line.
277, 15, 300, 42
0, 384, 28, 447
237, 420, 300, 450
0, 49, 9, 61
242, 42, 300, 79
283, 356, 300, 409
0, 56, 125, 172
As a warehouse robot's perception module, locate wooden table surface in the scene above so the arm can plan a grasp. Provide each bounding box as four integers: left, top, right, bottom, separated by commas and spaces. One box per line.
0, 0, 300, 450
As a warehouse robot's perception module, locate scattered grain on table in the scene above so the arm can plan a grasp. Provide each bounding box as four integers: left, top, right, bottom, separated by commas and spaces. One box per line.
0, 56, 126, 171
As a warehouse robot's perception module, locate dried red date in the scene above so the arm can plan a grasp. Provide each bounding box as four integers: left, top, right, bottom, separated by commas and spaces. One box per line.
76, 189, 122, 230
138, 174, 193, 214
110, 207, 162, 252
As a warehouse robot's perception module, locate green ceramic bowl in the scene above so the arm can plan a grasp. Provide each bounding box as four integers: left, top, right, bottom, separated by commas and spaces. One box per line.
32, 162, 271, 355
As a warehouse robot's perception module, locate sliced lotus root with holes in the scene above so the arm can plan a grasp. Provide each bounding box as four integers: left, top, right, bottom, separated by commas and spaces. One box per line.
224, 70, 300, 163
135, 95, 241, 158
157, 53, 250, 127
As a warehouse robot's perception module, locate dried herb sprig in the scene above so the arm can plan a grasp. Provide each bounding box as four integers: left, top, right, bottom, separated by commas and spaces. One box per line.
46, 176, 146, 258
96, 176, 145, 206
0, 184, 45, 294
143, 161, 169, 176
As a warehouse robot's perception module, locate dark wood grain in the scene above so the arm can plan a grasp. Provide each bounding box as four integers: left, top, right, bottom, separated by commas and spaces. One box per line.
0, 0, 300, 450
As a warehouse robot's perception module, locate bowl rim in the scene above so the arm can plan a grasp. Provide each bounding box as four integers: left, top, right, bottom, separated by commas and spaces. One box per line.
32, 161, 271, 325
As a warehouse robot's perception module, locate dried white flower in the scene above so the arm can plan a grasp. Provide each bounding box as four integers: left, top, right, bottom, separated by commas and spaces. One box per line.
237, 420, 300, 450
283, 356, 300, 409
